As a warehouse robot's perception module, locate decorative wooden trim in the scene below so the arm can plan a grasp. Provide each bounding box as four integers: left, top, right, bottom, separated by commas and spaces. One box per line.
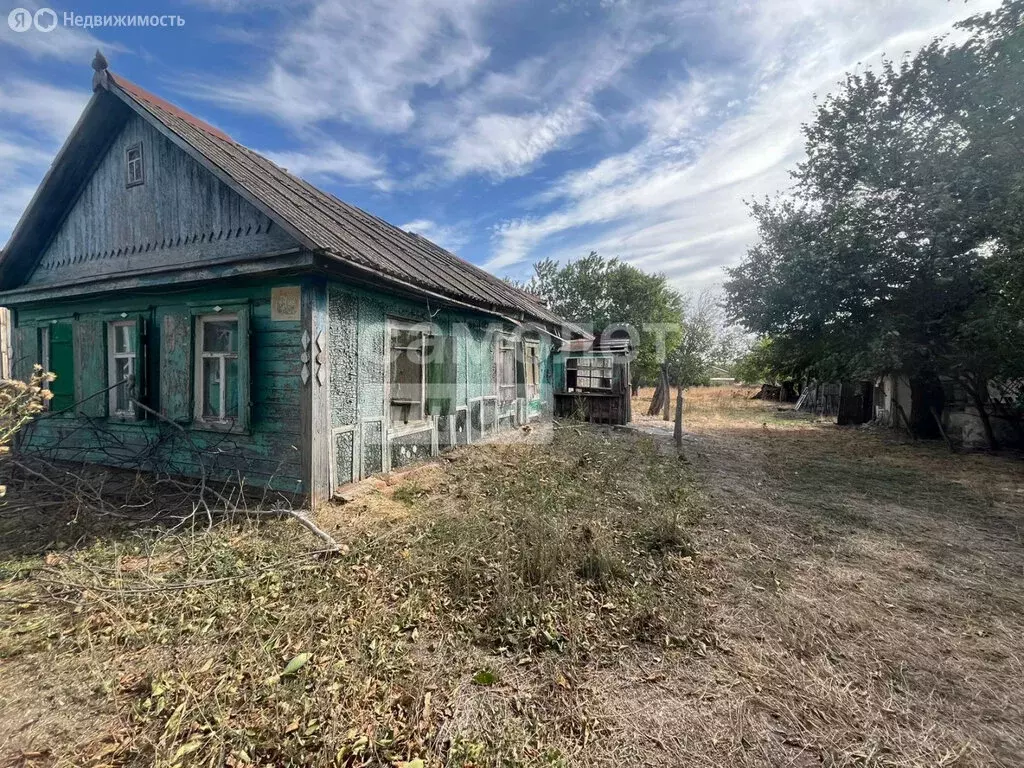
300, 278, 331, 504
0, 249, 312, 307
105, 84, 320, 254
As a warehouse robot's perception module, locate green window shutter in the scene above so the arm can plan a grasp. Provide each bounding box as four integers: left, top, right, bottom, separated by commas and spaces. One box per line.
11, 325, 37, 381
74, 318, 107, 417
236, 306, 251, 431
49, 322, 75, 412
160, 311, 193, 422
426, 334, 456, 416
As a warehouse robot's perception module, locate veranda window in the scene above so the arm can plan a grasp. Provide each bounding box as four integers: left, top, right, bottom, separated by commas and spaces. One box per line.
195, 314, 239, 424
389, 321, 428, 427
567, 356, 612, 391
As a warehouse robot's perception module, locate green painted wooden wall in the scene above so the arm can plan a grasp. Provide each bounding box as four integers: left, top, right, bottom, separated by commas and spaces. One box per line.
13, 279, 305, 492
326, 281, 555, 486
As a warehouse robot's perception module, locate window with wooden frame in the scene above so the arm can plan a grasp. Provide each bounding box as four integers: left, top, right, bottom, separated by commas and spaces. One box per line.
525, 341, 540, 401
388, 320, 429, 428
126, 142, 144, 187
496, 335, 517, 404
567, 356, 612, 392
195, 313, 240, 425
107, 320, 141, 419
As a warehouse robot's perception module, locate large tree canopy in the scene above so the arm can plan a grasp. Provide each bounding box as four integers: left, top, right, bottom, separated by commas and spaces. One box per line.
522, 252, 685, 387
725, 0, 1024, 444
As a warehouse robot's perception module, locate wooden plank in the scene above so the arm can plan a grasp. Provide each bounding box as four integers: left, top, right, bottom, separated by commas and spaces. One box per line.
73, 317, 107, 417
160, 311, 192, 421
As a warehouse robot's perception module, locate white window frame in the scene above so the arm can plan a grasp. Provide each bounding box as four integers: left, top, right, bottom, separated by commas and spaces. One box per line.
107, 320, 139, 419
126, 142, 144, 187
525, 341, 540, 401
568, 355, 613, 392
194, 313, 240, 425
496, 335, 517, 405
386, 318, 429, 432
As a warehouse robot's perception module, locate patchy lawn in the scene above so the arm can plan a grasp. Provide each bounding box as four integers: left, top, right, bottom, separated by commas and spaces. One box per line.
2, 389, 1022, 767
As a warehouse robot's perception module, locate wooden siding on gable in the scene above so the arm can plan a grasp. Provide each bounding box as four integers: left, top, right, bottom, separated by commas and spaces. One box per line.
27, 113, 296, 287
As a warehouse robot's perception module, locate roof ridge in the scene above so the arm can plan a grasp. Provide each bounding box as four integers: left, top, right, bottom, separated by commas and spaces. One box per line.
107, 72, 234, 143
102, 69, 576, 332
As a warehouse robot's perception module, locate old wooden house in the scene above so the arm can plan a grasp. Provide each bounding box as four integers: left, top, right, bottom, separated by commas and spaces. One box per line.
0, 56, 583, 502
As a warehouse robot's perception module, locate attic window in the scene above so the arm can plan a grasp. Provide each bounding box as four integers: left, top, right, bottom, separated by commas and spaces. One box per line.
126, 142, 144, 187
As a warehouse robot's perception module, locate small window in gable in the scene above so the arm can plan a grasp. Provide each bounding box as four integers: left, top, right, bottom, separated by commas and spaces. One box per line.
126, 142, 144, 187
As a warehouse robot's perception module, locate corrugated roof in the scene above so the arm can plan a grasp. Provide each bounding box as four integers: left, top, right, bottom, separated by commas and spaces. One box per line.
106, 73, 576, 333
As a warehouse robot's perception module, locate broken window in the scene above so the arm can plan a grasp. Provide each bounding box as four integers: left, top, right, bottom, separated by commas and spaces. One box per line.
497, 335, 516, 404
389, 321, 427, 427
107, 320, 139, 419
196, 314, 239, 424
567, 356, 612, 392
525, 341, 540, 400
126, 142, 144, 187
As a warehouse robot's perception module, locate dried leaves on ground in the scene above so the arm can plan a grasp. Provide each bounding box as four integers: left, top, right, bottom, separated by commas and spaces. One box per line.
2, 388, 1023, 767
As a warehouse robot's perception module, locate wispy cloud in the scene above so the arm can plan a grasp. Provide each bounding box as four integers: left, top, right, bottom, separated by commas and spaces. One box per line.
0, 81, 90, 240
486, 0, 1003, 287
189, 0, 491, 132
0, 2, 123, 62
262, 140, 391, 190
400, 218, 470, 253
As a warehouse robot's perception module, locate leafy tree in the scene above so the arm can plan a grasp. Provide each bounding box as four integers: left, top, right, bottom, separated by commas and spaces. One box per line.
522, 252, 685, 390
665, 291, 721, 443
725, 0, 1024, 447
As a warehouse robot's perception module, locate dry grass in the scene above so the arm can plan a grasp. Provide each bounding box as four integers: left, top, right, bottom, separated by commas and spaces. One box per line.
0, 426, 706, 767
1, 389, 1022, 767
622, 385, 1024, 767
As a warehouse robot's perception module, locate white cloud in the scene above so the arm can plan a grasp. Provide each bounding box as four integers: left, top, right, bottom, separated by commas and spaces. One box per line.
486, 0, 1004, 288
0, 80, 90, 138
0, 2, 122, 62
0, 81, 90, 241
261, 141, 391, 190
400, 218, 469, 253
189, 0, 491, 132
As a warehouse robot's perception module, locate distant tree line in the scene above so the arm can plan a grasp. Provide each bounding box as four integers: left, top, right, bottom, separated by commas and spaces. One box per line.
725, 0, 1024, 447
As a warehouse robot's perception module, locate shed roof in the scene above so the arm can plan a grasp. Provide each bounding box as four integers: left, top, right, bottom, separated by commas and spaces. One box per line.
1, 60, 580, 335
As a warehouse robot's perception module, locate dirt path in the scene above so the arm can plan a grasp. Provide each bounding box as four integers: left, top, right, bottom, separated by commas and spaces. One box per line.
620, 388, 1024, 766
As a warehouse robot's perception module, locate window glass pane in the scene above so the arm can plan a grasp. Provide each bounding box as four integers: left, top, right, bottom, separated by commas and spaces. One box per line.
391, 328, 421, 349
203, 320, 237, 354
203, 357, 222, 420
115, 323, 133, 354
225, 357, 239, 419
115, 358, 132, 412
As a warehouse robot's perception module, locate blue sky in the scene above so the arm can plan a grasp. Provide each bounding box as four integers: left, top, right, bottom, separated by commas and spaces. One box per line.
0, 0, 1000, 290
